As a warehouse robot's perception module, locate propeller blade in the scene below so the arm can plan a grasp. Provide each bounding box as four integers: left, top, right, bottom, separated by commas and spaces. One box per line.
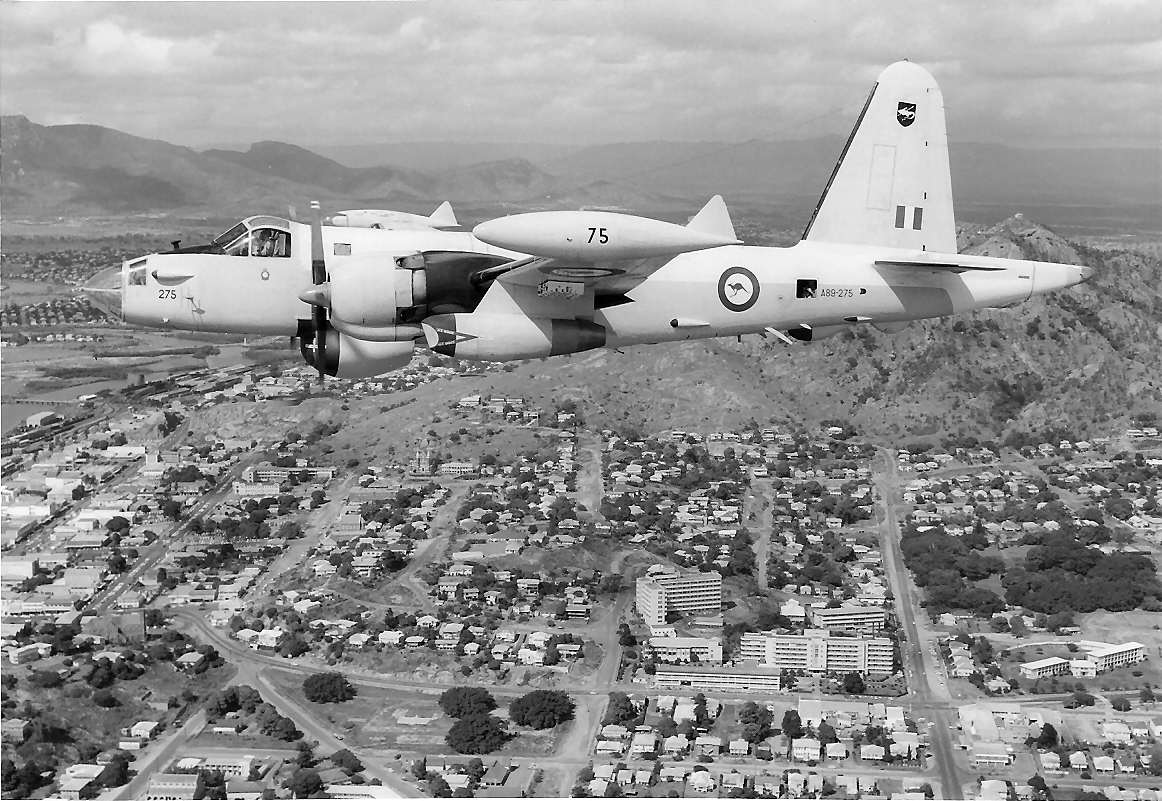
309, 200, 328, 383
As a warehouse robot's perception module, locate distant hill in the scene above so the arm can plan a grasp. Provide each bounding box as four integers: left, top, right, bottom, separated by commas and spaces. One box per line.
313, 141, 576, 171
0, 115, 335, 216
2, 115, 1157, 235
202, 140, 431, 200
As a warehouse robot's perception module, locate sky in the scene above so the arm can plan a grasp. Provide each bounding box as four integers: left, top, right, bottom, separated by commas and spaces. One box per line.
1, 0, 1160, 150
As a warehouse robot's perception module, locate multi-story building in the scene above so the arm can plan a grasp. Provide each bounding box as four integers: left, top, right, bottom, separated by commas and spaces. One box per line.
241, 463, 335, 483
647, 636, 724, 665
809, 605, 887, 634
739, 629, 894, 675
1083, 641, 1145, 673
654, 663, 784, 692
1019, 656, 1069, 680
635, 567, 722, 626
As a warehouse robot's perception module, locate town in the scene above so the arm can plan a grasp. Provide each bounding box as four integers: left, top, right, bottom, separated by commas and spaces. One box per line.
2, 314, 1160, 800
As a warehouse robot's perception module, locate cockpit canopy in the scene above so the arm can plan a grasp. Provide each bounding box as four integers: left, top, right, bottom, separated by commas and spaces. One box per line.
212, 216, 293, 257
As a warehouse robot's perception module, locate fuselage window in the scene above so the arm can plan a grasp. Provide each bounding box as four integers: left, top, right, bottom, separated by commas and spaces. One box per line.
796, 279, 818, 299
128, 266, 147, 286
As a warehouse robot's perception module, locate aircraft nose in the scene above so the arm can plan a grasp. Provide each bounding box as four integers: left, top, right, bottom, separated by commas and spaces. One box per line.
80, 264, 123, 321
1077, 265, 1095, 284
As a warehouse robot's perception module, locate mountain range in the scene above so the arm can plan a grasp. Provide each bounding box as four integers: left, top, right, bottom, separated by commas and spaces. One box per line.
2, 115, 1158, 235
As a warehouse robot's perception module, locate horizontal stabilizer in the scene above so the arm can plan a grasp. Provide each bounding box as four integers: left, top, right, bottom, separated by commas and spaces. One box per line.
429, 201, 459, 228
686, 195, 737, 241
874, 259, 1004, 273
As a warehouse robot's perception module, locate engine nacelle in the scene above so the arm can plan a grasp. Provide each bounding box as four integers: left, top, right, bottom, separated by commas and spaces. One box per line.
787, 324, 847, 343
421, 313, 605, 361
316, 326, 414, 378
328, 253, 426, 329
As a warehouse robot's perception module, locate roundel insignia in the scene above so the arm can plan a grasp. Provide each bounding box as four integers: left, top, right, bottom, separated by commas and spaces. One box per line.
260, 269, 271, 281
718, 267, 759, 312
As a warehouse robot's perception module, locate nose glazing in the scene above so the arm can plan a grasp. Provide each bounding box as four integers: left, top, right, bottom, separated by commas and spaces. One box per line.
80, 264, 124, 320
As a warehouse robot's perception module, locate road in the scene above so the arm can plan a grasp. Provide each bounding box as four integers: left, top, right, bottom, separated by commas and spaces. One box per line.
88, 453, 261, 615
874, 448, 963, 799
108, 710, 207, 801
748, 478, 773, 591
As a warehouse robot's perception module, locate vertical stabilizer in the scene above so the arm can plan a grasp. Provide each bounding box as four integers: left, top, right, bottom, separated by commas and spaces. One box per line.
802, 61, 956, 253
428, 201, 459, 228
686, 194, 737, 241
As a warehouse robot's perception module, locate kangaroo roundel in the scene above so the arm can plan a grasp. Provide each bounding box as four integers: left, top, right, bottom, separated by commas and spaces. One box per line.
719, 267, 759, 312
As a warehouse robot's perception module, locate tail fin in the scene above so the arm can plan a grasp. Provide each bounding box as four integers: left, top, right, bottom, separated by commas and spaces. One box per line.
802, 61, 956, 253
686, 194, 738, 241
428, 201, 459, 228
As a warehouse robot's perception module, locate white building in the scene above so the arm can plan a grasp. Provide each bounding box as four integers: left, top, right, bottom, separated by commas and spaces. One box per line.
739, 629, 894, 675
635, 566, 722, 626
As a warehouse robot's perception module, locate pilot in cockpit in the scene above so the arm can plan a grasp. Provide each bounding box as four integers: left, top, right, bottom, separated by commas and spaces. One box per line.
254, 229, 276, 257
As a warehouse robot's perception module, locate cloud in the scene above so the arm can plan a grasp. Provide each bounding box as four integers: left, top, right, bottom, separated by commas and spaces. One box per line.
1, 0, 1159, 148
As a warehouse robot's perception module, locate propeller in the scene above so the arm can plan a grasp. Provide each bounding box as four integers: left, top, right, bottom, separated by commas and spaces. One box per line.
303, 200, 331, 383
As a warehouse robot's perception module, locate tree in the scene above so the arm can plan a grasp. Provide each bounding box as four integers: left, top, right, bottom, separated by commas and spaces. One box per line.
428, 775, 452, 797
603, 692, 639, 725
445, 713, 510, 754
439, 686, 497, 718
285, 768, 323, 798
93, 689, 121, 707
330, 749, 364, 774
738, 702, 773, 743
1036, 722, 1058, 749
843, 672, 866, 694
1111, 696, 1132, 712
267, 716, 302, 741
99, 756, 130, 788
1147, 743, 1162, 777
509, 690, 575, 729
781, 710, 803, 739
302, 671, 356, 703
817, 721, 839, 745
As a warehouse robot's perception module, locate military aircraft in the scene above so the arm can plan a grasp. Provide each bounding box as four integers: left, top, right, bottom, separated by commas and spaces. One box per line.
84, 61, 1092, 379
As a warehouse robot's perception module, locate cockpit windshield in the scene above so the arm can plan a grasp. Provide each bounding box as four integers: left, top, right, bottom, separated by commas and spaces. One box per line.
211, 217, 292, 257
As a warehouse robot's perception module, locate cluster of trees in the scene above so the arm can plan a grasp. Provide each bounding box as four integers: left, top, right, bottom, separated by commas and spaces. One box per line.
0, 758, 52, 797
205, 683, 301, 741
440, 687, 511, 754
302, 672, 357, 703
1002, 534, 1158, 613
362, 483, 443, 528
900, 525, 1006, 614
